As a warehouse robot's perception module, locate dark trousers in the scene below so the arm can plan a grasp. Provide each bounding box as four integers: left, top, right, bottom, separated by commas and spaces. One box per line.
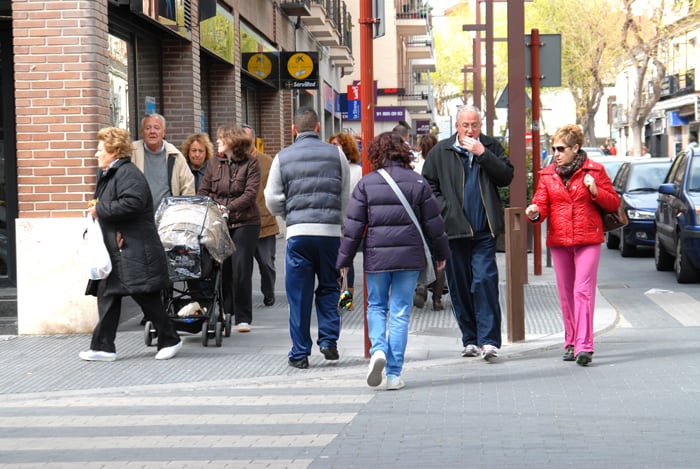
445, 233, 502, 348
254, 234, 277, 299
91, 282, 180, 353
285, 236, 342, 360
222, 224, 260, 325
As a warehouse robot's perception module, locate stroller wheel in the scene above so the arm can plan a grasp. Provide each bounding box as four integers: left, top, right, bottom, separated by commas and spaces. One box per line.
224, 313, 232, 337
215, 322, 223, 347
143, 321, 155, 347
202, 320, 210, 347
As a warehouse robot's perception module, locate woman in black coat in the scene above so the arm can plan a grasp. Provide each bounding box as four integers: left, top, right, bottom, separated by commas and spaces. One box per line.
80, 127, 182, 362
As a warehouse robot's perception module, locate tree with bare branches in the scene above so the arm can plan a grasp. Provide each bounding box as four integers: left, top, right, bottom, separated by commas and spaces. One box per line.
620, 0, 668, 156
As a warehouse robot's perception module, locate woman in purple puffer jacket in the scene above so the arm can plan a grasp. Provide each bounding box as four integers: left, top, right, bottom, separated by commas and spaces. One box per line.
337, 131, 449, 391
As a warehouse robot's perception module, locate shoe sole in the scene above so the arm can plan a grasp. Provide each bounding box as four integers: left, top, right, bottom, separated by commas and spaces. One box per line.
367, 354, 386, 387
462, 346, 479, 357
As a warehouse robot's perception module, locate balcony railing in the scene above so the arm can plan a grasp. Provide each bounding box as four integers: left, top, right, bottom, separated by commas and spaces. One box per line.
659, 71, 695, 99
279, 0, 352, 53
396, 0, 430, 20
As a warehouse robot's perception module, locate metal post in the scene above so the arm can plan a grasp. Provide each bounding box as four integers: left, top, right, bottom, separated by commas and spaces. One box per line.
473, 3, 482, 110
484, 0, 494, 135
530, 28, 542, 276
507, 0, 527, 285
359, 0, 375, 359
505, 208, 525, 342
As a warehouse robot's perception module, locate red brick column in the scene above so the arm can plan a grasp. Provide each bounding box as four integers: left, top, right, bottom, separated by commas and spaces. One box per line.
13, 0, 110, 218
161, 35, 200, 147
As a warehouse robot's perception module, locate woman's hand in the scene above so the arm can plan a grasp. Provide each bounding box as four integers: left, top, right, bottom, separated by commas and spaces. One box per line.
525, 204, 540, 221
87, 199, 98, 219
583, 174, 598, 197
436, 259, 446, 272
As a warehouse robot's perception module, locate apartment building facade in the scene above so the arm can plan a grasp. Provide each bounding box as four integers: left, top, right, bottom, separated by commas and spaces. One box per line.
340, 0, 436, 143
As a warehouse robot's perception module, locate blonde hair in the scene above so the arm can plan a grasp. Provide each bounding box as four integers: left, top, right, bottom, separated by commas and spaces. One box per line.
552, 124, 584, 150
183, 132, 214, 163
98, 127, 132, 158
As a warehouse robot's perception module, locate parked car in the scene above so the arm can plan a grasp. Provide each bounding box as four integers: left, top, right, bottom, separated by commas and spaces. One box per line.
582, 146, 606, 158
606, 158, 672, 256
589, 155, 628, 182
654, 147, 700, 283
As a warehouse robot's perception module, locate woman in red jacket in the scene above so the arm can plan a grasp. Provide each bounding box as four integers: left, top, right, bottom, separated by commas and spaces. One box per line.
526, 124, 619, 366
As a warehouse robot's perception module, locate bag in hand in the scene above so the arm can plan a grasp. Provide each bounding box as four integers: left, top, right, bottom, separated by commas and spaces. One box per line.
601, 204, 628, 233
85, 214, 112, 280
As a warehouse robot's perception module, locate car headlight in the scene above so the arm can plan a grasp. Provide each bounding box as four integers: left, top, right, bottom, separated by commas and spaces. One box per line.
626, 209, 655, 220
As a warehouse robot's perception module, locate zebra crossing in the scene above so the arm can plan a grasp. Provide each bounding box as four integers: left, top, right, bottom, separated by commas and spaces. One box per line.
0, 379, 374, 468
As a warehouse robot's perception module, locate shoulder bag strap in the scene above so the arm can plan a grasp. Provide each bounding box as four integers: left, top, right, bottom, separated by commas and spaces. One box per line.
377, 168, 430, 252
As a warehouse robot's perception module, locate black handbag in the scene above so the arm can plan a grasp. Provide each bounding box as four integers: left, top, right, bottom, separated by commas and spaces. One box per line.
85, 279, 100, 297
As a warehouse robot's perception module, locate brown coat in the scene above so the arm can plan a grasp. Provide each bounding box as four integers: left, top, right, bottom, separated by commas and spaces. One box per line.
253, 149, 280, 238
197, 153, 261, 228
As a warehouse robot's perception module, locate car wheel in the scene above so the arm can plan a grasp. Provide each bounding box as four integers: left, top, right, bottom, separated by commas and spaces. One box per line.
619, 231, 635, 257
654, 232, 673, 271
674, 236, 699, 283
606, 232, 619, 250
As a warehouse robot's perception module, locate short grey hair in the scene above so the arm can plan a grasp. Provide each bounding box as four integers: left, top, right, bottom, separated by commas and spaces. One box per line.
141, 113, 167, 129
456, 105, 483, 122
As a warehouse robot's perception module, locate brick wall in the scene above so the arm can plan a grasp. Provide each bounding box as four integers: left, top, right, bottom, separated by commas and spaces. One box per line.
13, 0, 110, 218
161, 36, 199, 147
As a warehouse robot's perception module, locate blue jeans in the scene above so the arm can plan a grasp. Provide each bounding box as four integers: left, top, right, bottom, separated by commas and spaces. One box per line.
366, 270, 420, 377
285, 236, 342, 361
445, 233, 502, 348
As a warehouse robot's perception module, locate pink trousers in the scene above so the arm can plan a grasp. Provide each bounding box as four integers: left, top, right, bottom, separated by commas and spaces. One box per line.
550, 244, 601, 356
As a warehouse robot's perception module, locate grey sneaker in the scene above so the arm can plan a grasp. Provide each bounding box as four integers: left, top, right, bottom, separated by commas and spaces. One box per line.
562, 345, 575, 361
386, 374, 405, 390
366, 351, 386, 387
461, 344, 479, 357
575, 351, 593, 366
481, 344, 498, 361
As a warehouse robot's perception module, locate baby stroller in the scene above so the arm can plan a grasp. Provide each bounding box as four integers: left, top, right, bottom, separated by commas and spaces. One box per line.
145, 195, 235, 347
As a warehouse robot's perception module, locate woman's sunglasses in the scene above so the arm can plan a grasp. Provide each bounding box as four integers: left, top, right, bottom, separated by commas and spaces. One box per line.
552, 146, 570, 153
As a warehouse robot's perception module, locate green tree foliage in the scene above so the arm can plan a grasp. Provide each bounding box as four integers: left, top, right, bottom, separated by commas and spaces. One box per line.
525, 0, 625, 145
431, 2, 510, 116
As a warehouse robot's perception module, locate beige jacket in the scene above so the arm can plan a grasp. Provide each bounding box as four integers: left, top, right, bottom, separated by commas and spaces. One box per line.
131, 139, 195, 197
253, 149, 280, 238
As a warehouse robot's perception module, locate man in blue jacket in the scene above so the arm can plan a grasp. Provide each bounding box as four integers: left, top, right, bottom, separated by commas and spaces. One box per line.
264, 107, 350, 369
422, 105, 514, 360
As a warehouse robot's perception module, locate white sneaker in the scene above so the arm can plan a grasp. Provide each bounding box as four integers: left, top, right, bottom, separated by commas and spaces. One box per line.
386, 375, 405, 391
79, 350, 116, 362
155, 340, 182, 360
481, 344, 499, 361
366, 350, 386, 387
462, 344, 479, 357
237, 322, 251, 333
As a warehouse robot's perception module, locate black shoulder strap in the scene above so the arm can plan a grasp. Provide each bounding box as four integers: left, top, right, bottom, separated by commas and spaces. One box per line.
167, 155, 176, 194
